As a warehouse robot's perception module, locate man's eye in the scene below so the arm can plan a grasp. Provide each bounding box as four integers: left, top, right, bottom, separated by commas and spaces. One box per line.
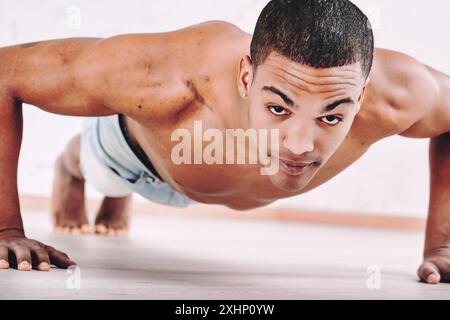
320, 115, 344, 126
268, 105, 290, 116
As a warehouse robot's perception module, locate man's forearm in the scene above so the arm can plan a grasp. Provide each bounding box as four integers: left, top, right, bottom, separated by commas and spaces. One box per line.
425, 132, 450, 253
0, 92, 24, 233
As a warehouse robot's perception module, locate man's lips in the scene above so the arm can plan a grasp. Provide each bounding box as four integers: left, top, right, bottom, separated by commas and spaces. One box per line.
278, 158, 315, 176
279, 158, 314, 167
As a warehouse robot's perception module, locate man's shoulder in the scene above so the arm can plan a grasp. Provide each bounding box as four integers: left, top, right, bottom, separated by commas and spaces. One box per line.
175, 20, 250, 71
164, 21, 249, 119
187, 20, 246, 35
356, 48, 438, 142
85, 21, 248, 120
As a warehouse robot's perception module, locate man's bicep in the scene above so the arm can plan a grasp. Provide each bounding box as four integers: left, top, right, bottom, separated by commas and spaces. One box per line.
394, 58, 450, 136
425, 66, 450, 134
74, 34, 196, 120
376, 49, 443, 135
2, 38, 115, 116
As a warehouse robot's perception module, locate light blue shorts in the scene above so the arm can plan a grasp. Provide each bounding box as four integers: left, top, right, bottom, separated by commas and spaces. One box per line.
79, 114, 194, 208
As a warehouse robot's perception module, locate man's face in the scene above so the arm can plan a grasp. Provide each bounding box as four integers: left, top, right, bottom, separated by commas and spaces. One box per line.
238, 52, 368, 192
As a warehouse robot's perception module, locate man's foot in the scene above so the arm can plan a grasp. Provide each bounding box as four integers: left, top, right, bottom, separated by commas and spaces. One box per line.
51, 154, 92, 235
94, 195, 132, 236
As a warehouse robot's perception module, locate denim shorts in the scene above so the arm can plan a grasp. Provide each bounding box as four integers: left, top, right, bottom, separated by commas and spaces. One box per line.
79, 114, 195, 208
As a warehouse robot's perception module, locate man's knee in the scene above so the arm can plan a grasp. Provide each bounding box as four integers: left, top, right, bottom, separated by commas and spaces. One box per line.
61, 134, 84, 180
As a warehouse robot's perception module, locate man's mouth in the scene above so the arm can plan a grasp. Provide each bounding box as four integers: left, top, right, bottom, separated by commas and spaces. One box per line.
278, 158, 315, 176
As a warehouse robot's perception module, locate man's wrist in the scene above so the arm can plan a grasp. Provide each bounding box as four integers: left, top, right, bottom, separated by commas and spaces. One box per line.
0, 227, 25, 239
0, 211, 24, 234
424, 233, 450, 256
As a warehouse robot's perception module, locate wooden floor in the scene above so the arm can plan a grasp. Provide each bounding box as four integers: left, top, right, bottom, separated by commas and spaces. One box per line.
1, 209, 449, 300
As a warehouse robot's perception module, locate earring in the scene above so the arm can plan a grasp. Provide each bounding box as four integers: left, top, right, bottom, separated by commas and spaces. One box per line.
242, 92, 247, 98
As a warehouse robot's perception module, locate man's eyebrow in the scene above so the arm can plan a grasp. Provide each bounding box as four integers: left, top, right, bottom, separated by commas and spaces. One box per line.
321, 97, 355, 113
262, 85, 355, 112
262, 86, 295, 107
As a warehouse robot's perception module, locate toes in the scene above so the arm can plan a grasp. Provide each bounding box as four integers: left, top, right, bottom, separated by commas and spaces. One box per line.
55, 224, 93, 236
116, 229, 128, 237
54, 226, 72, 235
95, 224, 108, 235
107, 229, 118, 236
62, 227, 71, 235
70, 228, 81, 235
80, 225, 93, 235
95, 224, 128, 237
54, 227, 64, 235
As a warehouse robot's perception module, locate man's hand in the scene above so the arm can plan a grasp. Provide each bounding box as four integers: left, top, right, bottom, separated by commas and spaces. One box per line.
418, 245, 450, 285
418, 133, 450, 285
0, 228, 77, 271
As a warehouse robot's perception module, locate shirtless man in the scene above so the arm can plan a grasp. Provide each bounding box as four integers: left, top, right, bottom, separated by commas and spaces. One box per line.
0, 0, 449, 285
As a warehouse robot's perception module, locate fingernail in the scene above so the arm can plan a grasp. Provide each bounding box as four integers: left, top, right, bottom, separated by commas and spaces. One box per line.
19, 261, 31, 268
428, 274, 440, 284
39, 262, 50, 269
0, 259, 7, 264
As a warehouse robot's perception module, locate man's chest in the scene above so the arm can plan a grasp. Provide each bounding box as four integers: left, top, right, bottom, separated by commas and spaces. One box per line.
127, 85, 389, 206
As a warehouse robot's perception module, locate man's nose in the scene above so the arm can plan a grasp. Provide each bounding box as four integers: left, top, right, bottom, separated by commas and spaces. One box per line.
282, 122, 315, 155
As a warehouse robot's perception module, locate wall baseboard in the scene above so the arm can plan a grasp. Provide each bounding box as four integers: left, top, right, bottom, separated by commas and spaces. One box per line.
20, 194, 426, 231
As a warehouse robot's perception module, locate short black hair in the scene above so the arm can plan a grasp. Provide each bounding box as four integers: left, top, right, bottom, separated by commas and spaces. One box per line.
250, 0, 374, 79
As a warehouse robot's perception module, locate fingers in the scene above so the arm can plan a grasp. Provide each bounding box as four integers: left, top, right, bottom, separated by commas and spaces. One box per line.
418, 261, 441, 284
46, 246, 77, 269
31, 247, 51, 272
0, 239, 76, 272
0, 246, 9, 269
12, 245, 32, 271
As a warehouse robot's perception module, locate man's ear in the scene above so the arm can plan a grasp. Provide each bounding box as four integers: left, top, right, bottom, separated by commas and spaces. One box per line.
358, 86, 366, 104
356, 77, 370, 112
238, 55, 254, 97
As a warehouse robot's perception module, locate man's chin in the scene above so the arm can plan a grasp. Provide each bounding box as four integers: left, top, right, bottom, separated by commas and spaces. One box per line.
268, 175, 310, 193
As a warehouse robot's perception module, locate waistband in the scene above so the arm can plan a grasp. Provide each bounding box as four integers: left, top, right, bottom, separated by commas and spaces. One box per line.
118, 114, 164, 182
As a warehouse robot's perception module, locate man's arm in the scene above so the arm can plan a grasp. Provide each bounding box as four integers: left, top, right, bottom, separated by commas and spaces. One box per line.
0, 38, 117, 271
400, 61, 450, 285
377, 49, 450, 284
418, 132, 450, 284
0, 21, 241, 271
0, 32, 198, 271
0, 92, 24, 233
1, 38, 116, 116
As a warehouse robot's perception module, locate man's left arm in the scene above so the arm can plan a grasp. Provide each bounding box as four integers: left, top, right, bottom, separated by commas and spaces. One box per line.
418, 132, 450, 284
377, 49, 450, 284
412, 63, 450, 285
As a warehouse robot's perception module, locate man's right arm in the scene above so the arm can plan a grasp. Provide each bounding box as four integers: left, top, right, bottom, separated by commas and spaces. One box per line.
0, 37, 118, 230
1, 38, 118, 116
0, 21, 236, 271
0, 38, 118, 271
0, 27, 207, 270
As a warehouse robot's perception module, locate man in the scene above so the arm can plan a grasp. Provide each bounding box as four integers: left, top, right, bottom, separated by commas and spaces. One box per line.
0, 0, 448, 285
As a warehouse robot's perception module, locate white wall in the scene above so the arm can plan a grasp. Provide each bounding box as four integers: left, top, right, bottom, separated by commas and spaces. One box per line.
0, 0, 448, 217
